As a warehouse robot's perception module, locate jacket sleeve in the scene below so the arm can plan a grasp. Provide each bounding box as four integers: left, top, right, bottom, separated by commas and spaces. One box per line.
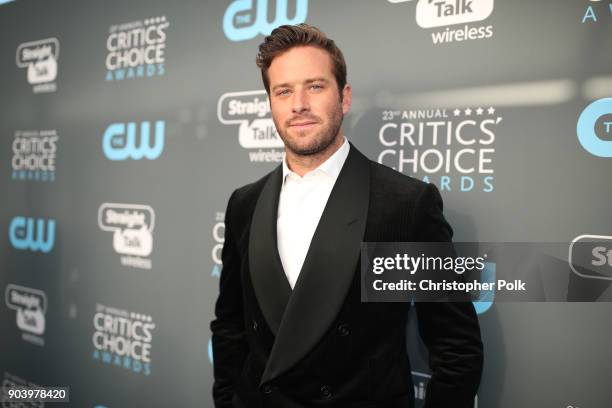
210, 190, 249, 407
412, 183, 484, 408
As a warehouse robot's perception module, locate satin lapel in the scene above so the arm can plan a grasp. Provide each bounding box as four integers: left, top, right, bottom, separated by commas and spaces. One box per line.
249, 165, 292, 336
260, 144, 371, 385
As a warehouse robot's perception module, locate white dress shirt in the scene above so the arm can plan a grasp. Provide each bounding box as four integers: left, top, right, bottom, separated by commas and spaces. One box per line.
277, 137, 350, 289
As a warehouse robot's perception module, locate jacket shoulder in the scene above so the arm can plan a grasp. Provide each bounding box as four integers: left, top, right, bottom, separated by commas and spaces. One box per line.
230, 171, 270, 206
225, 167, 277, 226
368, 159, 428, 197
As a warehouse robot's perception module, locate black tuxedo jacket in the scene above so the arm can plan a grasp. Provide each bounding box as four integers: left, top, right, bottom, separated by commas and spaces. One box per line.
210, 143, 483, 408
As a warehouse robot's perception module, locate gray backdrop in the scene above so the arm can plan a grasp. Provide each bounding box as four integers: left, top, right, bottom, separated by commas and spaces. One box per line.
1, 0, 612, 407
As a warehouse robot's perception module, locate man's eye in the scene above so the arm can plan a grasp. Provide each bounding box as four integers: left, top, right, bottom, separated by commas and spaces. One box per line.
310, 84, 323, 90
277, 89, 290, 96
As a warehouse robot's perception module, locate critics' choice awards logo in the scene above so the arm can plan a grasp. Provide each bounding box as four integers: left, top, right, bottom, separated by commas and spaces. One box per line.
105, 16, 168, 81
581, 0, 612, 23
378, 107, 502, 193
9, 216, 55, 253
92, 303, 156, 376
11, 129, 58, 182
5, 284, 47, 347
388, 0, 494, 44
218, 90, 285, 162
223, 0, 308, 42
98, 203, 155, 270
16, 37, 59, 93
211, 212, 225, 278
577, 98, 612, 157
102, 121, 165, 160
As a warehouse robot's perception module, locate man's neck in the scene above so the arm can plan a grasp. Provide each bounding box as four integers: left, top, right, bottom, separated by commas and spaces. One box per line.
285, 133, 345, 177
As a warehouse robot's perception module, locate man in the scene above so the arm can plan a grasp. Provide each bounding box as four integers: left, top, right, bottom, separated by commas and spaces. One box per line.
210, 24, 483, 408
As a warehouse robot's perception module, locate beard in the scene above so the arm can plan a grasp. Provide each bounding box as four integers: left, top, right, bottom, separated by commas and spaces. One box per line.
274, 104, 344, 157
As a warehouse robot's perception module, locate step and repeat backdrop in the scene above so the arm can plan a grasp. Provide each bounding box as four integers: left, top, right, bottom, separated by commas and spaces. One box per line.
1, 0, 612, 407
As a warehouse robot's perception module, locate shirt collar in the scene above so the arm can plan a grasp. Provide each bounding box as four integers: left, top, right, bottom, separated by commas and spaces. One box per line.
282, 136, 350, 184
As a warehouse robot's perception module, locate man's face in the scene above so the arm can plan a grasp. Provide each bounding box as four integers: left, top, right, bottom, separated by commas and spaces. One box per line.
267, 46, 351, 156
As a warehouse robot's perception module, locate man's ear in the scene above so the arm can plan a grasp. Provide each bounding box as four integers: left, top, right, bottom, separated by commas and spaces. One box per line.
341, 84, 352, 115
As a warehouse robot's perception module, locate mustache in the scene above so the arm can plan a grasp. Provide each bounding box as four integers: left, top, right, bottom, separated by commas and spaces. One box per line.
286, 115, 320, 126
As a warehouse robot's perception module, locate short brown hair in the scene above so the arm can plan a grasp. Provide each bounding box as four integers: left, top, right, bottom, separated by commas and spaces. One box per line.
256, 23, 347, 96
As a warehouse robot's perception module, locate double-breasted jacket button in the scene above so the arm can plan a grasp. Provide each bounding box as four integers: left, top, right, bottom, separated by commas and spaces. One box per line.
337, 323, 350, 337
320, 384, 332, 398
252, 320, 258, 331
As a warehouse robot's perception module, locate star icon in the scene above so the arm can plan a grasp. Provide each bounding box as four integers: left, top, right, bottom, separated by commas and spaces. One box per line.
453, 108, 461, 117
476, 107, 484, 115
487, 107, 495, 115
464, 108, 472, 116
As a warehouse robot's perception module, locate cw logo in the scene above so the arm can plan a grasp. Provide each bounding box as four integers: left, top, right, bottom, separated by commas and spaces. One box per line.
9, 216, 55, 253
223, 0, 308, 42
102, 121, 165, 160
577, 98, 612, 157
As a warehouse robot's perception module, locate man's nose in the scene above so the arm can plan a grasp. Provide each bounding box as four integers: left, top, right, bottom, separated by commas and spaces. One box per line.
291, 89, 309, 113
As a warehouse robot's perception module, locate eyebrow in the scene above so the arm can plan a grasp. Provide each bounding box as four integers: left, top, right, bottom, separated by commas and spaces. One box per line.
271, 77, 330, 92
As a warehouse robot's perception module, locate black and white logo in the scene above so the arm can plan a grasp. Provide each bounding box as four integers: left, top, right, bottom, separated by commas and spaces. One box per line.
16, 37, 59, 93
5, 284, 47, 346
218, 90, 285, 163
98, 203, 155, 269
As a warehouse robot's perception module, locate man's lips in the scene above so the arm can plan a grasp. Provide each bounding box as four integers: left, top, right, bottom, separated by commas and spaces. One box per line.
288, 121, 318, 128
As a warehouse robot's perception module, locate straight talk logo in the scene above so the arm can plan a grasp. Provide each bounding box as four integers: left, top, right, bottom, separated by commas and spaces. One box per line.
16, 37, 59, 92
217, 90, 285, 163
5, 284, 47, 346
98, 203, 155, 269
388, 0, 494, 44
